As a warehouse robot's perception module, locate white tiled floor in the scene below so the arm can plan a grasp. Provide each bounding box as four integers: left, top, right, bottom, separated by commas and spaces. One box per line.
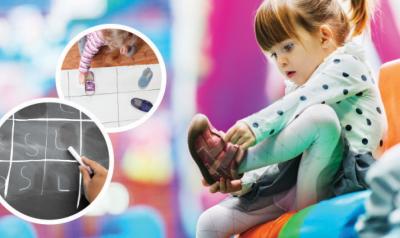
60, 64, 162, 129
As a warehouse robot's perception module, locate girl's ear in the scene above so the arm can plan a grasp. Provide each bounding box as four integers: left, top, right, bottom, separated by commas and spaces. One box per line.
319, 25, 334, 48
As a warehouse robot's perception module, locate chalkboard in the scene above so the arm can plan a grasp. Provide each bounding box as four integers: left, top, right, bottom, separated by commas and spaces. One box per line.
0, 102, 110, 220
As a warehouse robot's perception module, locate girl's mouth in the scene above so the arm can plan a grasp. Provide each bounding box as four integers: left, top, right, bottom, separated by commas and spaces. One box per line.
286, 71, 296, 78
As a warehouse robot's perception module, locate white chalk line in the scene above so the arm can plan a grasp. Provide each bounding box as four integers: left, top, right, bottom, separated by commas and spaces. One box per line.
4, 114, 15, 198
57, 176, 70, 192
24, 133, 39, 157
77, 111, 83, 208
19, 166, 31, 191
41, 118, 49, 195
9, 118, 93, 122
0, 159, 78, 163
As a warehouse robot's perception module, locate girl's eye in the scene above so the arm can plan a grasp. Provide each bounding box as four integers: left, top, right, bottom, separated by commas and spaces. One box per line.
283, 43, 294, 52
270, 52, 277, 59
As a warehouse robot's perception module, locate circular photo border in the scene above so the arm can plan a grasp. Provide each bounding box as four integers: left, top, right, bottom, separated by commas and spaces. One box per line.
55, 24, 167, 133
0, 97, 114, 225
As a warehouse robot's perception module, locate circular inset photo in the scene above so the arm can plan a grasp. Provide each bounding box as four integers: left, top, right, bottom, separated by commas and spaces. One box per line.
0, 98, 113, 224
56, 24, 167, 133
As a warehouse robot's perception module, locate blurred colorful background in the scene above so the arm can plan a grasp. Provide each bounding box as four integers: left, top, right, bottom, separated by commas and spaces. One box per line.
0, 0, 400, 237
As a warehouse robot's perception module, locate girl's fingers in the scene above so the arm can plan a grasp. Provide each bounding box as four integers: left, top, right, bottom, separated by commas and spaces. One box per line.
230, 132, 241, 145
209, 182, 219, 193
224, 127, 235, 142
225, 179, 232, 191
236, 136, 249, 146
219, 178, 226, 193
201, 178, 209, 186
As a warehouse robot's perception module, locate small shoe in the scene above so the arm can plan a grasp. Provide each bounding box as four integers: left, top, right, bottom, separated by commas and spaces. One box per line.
138, 67, 153, 89
187, 114, 245, 185
85, 71, 95, 95
131, 98, 153, 112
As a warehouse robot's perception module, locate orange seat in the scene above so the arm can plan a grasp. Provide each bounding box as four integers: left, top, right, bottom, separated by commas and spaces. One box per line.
379, 59, 400, 152
239, 212, 296, 238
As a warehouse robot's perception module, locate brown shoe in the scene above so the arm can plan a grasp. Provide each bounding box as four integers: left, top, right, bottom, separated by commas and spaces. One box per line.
188, 114, 245, 185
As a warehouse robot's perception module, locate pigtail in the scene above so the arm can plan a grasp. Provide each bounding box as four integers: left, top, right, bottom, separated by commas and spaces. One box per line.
349, 0, 374, 36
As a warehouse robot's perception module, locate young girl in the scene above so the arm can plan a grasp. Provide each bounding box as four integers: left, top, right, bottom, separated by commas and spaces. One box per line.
188, 0, 386, 237
78, 29, 138, 94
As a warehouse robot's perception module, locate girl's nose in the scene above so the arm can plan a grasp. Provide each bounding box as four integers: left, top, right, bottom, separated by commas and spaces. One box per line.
277, 55, 288, 67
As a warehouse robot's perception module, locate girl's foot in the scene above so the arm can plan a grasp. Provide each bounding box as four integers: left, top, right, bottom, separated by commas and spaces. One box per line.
188, 114, 245, 185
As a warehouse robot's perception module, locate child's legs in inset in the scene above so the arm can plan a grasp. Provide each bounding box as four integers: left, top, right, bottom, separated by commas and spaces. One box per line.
294, 105, 343, 209
196, 196, 286, 238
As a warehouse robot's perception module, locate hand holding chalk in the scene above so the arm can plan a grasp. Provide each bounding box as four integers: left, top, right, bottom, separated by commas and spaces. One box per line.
67, 146, 93, 175
79, 156, 108, 203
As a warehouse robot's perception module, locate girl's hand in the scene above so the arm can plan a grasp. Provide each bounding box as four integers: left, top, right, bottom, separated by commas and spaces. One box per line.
79, 156, 108, 203
224, 121, 256, 149
201, 178, 242, 194
79, 72, 87, 85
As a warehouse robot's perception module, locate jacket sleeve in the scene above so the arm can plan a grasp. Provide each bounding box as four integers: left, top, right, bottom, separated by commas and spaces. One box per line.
79, 31, 105, 73
241, 54, 375, 143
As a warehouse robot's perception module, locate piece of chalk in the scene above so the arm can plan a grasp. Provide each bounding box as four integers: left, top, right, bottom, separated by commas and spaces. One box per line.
67, 146, 93, 175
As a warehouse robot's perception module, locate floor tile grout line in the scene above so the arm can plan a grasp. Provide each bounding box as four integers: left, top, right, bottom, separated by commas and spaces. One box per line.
116, 67, 120, 127
67, 71, 70, 97
68, 88, 160, 98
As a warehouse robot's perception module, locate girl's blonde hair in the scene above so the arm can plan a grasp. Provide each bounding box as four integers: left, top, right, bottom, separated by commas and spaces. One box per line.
102, 29, 137, 51
255, 0, 375, 51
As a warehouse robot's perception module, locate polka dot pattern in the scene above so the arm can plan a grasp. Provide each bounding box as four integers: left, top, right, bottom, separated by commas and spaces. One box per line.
361, 75, 367, 81
269, 129, 275, 135
247, 52, 384, 159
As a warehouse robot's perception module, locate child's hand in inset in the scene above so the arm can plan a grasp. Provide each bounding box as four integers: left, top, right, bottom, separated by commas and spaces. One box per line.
79, 156, 108, 203
202, 178, 242, 194
120, 46, 128, 56
225, 121, 256, 149
79, 72, 87, 85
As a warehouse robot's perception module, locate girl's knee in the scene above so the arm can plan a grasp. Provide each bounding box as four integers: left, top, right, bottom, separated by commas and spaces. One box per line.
301, 104, 341, 137
196, 206, 223, 233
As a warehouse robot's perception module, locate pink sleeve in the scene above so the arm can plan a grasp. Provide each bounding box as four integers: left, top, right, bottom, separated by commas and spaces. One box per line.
79, 31, 106, 73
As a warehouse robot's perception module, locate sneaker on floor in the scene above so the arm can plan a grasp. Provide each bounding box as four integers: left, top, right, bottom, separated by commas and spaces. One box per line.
131, 98, 153, 112
187, 114, 245, 185
138, 67, 153, 89
85, 71, 95, 96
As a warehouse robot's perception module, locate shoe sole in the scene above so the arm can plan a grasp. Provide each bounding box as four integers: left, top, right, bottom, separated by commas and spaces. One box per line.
188, 114, 217, 185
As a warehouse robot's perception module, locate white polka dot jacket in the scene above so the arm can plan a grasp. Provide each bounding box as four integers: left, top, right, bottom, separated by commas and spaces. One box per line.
237, 41, 388, 196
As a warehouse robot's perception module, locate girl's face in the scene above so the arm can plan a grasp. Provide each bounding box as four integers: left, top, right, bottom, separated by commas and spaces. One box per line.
267, 28, 329, 86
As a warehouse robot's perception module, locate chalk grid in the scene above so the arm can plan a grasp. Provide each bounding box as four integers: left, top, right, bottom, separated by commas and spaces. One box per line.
0, 105, 92, 209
